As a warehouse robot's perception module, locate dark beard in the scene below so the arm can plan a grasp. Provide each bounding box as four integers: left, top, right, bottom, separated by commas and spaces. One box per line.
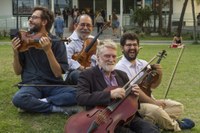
123, 51, 137, 61
29, 25, 41, 33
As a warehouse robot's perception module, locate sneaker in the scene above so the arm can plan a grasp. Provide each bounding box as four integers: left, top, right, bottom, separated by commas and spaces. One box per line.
62, 105, 84, 116
17, 108, 26, 113
177, 118, 195, 130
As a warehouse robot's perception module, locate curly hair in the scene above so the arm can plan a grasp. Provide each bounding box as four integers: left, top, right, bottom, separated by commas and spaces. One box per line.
33, 6, 54, 32
120, 33, 139, 46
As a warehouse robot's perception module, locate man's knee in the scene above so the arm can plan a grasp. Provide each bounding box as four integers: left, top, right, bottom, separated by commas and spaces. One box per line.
68, 70, 81, 85
12, 93, 30, 108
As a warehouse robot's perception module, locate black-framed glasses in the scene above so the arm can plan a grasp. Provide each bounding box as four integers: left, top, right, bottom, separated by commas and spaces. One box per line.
78, 23, 92, 28
29, 15, 41, 20
125, 43, 139, 47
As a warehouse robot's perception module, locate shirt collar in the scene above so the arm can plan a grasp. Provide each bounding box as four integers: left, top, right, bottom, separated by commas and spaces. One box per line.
70, 31, 82, 41
121, 56, 144, 68
98, 66, 116, 76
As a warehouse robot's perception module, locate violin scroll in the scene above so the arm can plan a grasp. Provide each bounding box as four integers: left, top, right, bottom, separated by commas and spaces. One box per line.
139, 50, 167, 97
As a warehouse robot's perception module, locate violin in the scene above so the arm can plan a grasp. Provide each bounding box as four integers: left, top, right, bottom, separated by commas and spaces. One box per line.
72, 22, 110, 68
138, 50, 167, 97
10, 29, 70, 52
72, 36, 99, 68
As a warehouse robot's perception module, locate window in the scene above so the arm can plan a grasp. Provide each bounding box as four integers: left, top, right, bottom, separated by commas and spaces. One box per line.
112, 0, 120, 14
54, 0, 72, 14
112, 0, 140, 14
12, 0, 34, 16
36, 0, 51, 10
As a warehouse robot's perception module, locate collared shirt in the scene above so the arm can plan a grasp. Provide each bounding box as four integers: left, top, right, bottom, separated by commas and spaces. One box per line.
115, 56, 150, 84
65, 31, 96, 69
99, 67, 118, 87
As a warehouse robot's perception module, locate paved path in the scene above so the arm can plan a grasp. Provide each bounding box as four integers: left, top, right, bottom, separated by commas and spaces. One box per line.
0, 27, 194, 45
62, 27, 193, 45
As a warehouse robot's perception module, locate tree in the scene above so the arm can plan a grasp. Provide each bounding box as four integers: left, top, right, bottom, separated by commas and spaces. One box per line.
130, 6, 151, 32
167, 0, 173, 35
158, 0, 163, 34
192, 0, 200, 43
177, 0, 188, 36
191, 0, 198, 43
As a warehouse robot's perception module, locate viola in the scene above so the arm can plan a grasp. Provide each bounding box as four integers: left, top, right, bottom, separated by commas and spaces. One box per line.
65, 86, 138, 133
72, 36, 99, 68
10, 30, 70, 52
72, 22, 110, 68
138, 50, 167, 97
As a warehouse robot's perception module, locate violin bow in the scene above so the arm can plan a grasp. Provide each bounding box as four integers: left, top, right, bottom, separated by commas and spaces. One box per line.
164, 46, 185, 99
13, 83, 74, 87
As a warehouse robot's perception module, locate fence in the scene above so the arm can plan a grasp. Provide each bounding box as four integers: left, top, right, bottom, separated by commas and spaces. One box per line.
0, 16, 28, 36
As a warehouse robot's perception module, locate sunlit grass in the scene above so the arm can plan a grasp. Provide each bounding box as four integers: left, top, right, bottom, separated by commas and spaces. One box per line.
0, 43, 200, 132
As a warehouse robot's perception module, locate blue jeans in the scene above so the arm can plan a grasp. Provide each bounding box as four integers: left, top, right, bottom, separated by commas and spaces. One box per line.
67, 69, 81, 85
129, 115, 160, 133
12, 86, 77, 113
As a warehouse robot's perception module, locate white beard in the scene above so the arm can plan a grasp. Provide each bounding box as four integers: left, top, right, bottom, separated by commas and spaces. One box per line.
98, 59, 115, 72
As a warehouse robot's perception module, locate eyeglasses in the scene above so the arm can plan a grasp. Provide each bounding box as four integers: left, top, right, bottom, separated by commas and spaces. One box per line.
78, 23, 92, 28
125, 43, 139, 47
29, 15, 41, 20
103, 54, 117, 59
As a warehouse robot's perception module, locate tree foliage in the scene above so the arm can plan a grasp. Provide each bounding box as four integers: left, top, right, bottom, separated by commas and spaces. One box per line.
130, 6, 151, 32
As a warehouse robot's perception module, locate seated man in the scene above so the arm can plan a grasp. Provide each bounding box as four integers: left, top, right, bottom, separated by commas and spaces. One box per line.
115, 32, 195, 132
76, 39, 160, 133
11, 6, 79, 115
65, 14, 99, 85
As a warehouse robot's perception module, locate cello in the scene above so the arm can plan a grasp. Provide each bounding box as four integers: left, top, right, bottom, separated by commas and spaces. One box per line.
65, 50, 166, 133
72, 22, 110, 68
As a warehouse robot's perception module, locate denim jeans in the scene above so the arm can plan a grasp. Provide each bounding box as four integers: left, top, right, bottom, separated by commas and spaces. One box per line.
67, 69, 81, 85
129, 115, 160, 133
12, 85, 77, 113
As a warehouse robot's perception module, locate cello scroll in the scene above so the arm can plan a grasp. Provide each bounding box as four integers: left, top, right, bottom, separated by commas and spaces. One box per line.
138, 50, 167, 97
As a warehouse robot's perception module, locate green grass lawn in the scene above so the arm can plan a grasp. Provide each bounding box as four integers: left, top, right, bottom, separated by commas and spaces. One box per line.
0, 43, 200, 133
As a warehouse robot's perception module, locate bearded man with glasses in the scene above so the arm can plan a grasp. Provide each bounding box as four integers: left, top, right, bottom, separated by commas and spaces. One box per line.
65, 14, 99, 85
11, 6, 80, 115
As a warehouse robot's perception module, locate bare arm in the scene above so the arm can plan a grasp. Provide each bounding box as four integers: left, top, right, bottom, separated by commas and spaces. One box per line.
40, 36, 62, 77
11, 37, 22, 75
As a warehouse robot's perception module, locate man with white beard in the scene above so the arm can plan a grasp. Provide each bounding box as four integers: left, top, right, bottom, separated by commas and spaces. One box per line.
75, 39, 160, 133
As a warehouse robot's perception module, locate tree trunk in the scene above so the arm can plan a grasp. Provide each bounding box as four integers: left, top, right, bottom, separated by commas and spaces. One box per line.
191, 0, 198, 43
153, 0, 157, 32
177, 0, 188, 36
167, 0, 173, 35
158, 0, 163, 34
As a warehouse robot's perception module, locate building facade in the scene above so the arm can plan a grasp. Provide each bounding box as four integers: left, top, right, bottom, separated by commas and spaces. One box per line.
0, 0, 200, 32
